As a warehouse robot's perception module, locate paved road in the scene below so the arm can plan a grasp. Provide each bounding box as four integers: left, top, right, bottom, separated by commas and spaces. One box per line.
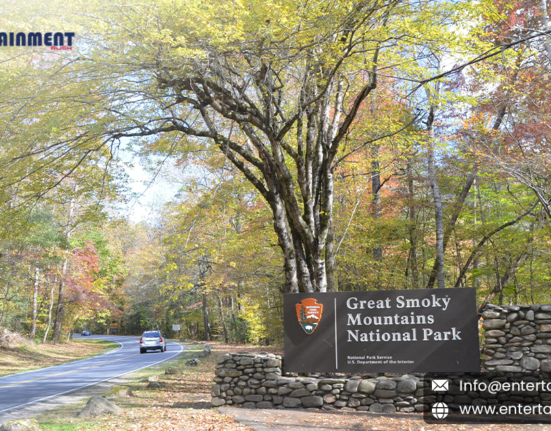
0, 334, 183, 415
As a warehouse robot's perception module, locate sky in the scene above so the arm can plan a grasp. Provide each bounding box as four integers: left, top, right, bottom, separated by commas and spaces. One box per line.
112, 146, 182, 224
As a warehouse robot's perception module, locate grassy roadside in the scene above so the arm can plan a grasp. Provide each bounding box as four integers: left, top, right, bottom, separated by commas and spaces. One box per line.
34, 342, 282, 431
0, 339, 119, 377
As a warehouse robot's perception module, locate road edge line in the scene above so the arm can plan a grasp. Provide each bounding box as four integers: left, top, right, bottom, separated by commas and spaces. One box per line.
0, 342, 184, 415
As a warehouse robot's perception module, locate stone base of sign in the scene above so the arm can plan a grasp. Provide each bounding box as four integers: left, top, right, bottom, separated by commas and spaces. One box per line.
212, 353, 551, 413
212, 303, 551, 412
481, 304, 551, 373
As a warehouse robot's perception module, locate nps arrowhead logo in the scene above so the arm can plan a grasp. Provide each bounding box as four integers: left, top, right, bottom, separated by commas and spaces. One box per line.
296, 298, 323, 335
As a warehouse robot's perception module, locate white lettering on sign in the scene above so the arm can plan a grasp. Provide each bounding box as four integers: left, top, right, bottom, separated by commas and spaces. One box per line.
345, 293, 461, 344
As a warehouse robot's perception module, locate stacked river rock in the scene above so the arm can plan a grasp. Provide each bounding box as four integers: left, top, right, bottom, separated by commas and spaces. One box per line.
482, 304, 551, 374
212, 352, 431, 412
211, 353, 551, 412
212, 304, 551, 412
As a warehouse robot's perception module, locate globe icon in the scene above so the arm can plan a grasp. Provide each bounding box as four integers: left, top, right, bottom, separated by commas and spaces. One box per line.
432, 402, 449, 420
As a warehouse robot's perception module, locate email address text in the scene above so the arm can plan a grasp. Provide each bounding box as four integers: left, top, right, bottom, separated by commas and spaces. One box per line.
460, 379, 551, 394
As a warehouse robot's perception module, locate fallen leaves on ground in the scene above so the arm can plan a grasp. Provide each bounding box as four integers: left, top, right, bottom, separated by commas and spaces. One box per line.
221, 407, 551, 430
56, 341, 278, 430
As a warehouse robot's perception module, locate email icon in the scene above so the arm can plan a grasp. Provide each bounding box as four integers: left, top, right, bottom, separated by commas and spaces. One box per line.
432, 379, 449, 392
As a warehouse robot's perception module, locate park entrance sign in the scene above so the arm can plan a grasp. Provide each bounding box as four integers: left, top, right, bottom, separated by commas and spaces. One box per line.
284, 288, 480, 373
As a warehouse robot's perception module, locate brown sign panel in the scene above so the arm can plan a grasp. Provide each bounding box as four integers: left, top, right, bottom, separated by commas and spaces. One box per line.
284, 288, 480, 373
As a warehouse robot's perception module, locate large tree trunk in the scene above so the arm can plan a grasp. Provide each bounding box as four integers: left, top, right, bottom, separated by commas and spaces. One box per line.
152, 37, 380, 294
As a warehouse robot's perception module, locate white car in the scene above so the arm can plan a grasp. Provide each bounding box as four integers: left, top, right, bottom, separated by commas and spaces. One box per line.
140, 331, 166, 353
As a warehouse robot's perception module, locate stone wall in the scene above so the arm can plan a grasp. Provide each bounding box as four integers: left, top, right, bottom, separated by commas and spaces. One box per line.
481, 304, 551, 373
211, 352, 432, 412
211, 303, 551, 412
211, 353, 551, 412
211, 353, 284, 409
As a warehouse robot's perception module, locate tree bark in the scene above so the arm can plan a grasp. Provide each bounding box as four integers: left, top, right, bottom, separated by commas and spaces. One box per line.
29, 266, 39, 340
53, 259, 69, 344
53, 192, 77, 344
43, 274, 57, 343
325, 218, 337, 291
202, 292, 211, 342
426, 105, 506, 288
406, 160, 419, 288
371, 145, 383, 289
542, 0, 551, 61
426, 165, 478, 288
0, 280, 11, 328
426, 107, 445, 289
150, 39, 380, 294
216, 294, 229, 344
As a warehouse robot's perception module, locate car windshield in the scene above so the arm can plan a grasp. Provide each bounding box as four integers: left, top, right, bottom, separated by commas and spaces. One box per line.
143, 331, 160, 338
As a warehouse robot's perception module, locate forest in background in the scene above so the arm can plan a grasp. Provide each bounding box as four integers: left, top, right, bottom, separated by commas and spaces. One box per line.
0, 0, 550, 345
